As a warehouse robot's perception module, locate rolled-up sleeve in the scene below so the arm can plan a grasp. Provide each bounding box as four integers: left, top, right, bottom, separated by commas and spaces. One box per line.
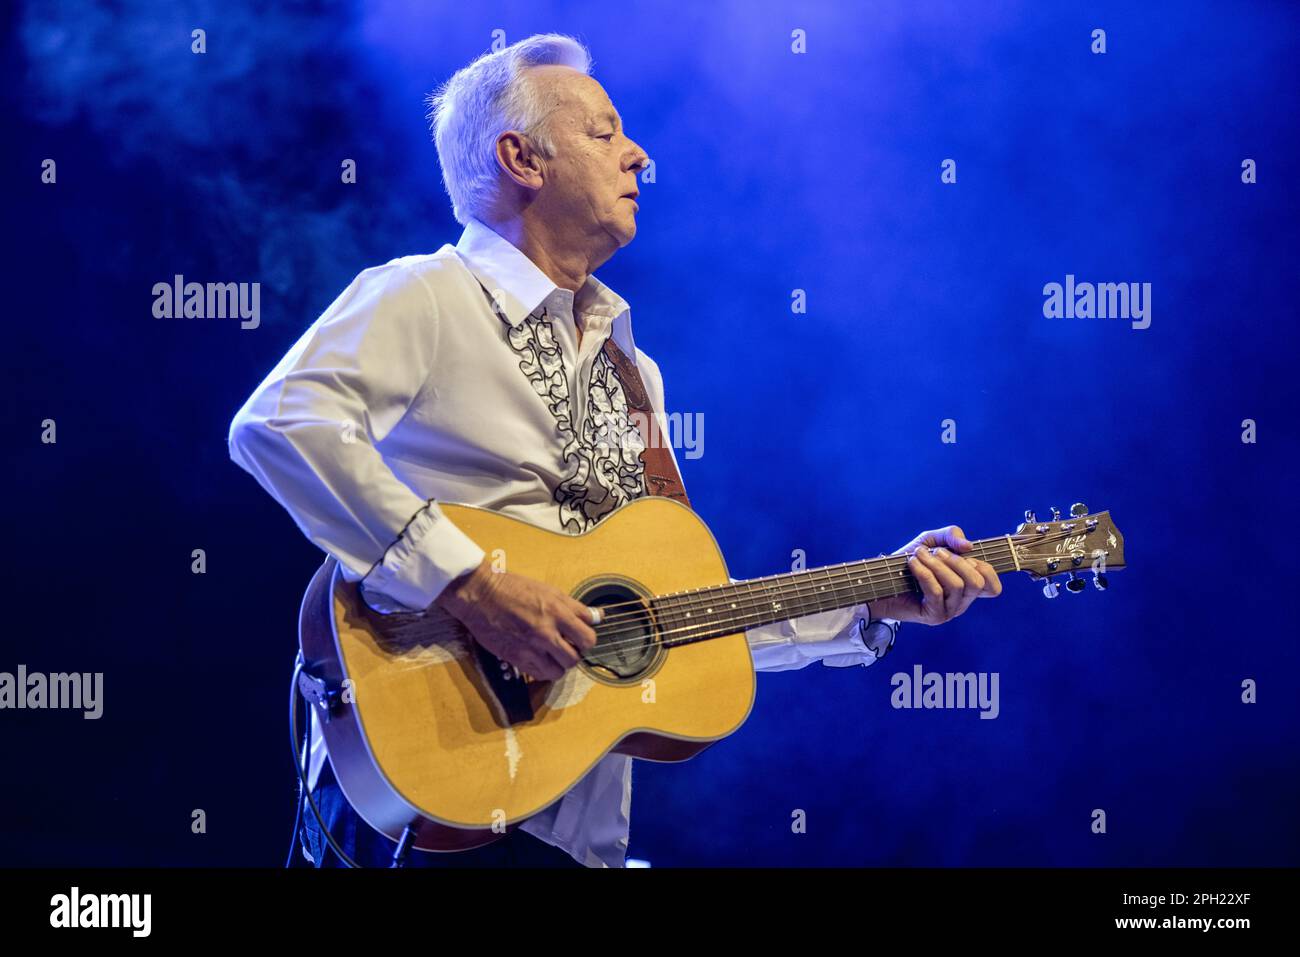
745, 598, 884, 672
227, 261, 485, 612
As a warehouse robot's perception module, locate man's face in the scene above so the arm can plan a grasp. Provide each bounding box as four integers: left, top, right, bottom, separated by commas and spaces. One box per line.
524, 66, 648, 252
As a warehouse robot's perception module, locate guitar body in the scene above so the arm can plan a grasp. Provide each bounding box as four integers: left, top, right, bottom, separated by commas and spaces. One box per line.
298, 497, 755, 853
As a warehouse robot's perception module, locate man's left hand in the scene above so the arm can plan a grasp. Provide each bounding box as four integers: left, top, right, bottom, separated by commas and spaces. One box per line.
867, 526, 1002, 626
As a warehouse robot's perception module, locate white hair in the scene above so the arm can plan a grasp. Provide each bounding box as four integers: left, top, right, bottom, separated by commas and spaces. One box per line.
427, 33, 593, 225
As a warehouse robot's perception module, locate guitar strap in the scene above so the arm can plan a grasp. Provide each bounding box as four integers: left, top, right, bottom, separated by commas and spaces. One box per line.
474, 272, 691, 508
601, 336, 692, 509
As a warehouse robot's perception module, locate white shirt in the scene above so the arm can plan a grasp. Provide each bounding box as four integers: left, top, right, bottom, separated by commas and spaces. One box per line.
228, 216, 884, 868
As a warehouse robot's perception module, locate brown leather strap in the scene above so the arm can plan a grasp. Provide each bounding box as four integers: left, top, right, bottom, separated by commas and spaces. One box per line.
602, 337, 691, 508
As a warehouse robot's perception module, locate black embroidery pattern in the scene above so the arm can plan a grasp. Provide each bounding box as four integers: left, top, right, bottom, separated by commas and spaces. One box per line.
506, 308, 646, 533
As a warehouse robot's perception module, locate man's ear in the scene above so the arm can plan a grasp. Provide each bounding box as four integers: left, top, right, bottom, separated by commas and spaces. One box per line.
495, 131, 545, 192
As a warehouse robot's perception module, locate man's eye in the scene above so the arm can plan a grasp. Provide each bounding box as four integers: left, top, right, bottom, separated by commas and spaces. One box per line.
597, 133, 614, 141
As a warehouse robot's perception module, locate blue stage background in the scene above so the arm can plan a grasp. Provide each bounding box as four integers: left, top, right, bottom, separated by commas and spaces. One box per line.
4, 0, 1297, 866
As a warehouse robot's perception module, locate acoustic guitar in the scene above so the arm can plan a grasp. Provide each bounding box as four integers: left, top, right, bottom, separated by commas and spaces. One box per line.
297, 498, 1124, 852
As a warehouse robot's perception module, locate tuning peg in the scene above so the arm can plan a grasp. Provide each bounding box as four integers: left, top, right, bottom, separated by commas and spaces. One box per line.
1050, 507, 1061, 521
1070, 502, 1089, 517
1042, 579, 1060, 598
1092, 571, 1109, 591
1025, 510, 1037, 523
1065, 572, 1086, 594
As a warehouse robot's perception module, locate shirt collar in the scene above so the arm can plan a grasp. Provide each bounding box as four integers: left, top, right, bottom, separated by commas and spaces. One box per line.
453, 217, 637, 354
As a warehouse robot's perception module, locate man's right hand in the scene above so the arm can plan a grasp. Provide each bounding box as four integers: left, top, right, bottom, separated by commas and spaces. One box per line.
433, 558, 601, 681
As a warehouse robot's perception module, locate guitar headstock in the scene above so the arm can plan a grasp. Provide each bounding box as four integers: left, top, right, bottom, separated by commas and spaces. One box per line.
1010, 504, 1124, 596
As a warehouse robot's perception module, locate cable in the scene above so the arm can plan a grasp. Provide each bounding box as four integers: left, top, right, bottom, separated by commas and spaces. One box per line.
284, 703, 306, 868
288, 654, 362, 868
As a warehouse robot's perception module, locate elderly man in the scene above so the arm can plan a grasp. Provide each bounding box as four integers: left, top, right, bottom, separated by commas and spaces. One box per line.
228, 32, 1000, 869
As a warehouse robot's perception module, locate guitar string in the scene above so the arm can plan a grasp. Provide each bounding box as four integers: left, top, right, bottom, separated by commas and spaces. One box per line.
397, 537, 1014, 644
521, 528, 1109, 656
592, 542, 1031, 653
586, 523, 1093, 630
391, 530, 1082, 652
389, 528, 1103, 657
493, 531, 1039, 638
638, 526, 1110, 642
636, 543, 1016, 631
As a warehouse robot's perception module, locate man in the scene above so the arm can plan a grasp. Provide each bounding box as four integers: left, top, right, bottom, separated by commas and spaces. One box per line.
228, 33, 1001, 868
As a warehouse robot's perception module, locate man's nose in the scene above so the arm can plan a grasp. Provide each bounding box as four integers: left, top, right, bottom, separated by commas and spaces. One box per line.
625, 140, 649, 173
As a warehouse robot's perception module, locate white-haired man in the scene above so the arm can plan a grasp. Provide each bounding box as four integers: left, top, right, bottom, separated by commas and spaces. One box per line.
229, 33, 1000, 868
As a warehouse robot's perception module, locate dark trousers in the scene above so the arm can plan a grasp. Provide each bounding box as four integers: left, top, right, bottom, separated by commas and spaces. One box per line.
299, 759, 585, 868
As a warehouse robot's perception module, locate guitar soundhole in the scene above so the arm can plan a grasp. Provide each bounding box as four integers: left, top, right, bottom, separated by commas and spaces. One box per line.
577, 581, 661, 684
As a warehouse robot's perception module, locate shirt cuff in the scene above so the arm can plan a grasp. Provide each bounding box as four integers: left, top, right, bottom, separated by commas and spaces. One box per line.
748, 603, 883, 672
358, 501, 486, 613
820, 611, 901, 668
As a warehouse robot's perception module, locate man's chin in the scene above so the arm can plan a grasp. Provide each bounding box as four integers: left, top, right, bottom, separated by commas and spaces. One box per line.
596, 214, 636, 251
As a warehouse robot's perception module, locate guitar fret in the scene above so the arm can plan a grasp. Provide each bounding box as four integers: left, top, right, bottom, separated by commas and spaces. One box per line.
652, 536, 1023, 647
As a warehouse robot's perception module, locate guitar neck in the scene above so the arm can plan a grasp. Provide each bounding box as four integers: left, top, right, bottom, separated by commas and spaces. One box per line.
649, 536, 1021, 648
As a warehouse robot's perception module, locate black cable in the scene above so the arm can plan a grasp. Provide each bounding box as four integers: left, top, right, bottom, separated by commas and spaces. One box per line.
284, 699, 306, 868
283, 659, 316, 867
288, 654, 362, 868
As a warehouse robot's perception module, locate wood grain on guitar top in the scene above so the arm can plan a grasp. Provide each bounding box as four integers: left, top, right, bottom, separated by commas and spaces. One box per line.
302, 498, 755, 849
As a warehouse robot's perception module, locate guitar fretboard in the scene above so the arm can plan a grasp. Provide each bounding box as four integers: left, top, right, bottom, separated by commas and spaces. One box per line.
646, 537, 1021, 648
